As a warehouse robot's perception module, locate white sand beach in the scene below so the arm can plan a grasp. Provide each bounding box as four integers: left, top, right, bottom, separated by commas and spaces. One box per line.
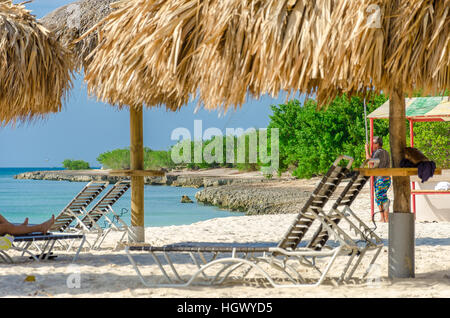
1, 183, 449, 298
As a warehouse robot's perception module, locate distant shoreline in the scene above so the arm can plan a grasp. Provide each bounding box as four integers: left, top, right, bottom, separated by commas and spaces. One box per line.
13, 168, 313, 215
13, 168, 286, 187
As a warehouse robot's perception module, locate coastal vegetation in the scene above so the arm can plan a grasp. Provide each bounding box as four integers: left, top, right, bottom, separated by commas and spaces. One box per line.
96, 147, 174, 170
96, 94, 449, 177
268, 94, 389, 178
412, 121, 449, 168
62, 159, 90, 170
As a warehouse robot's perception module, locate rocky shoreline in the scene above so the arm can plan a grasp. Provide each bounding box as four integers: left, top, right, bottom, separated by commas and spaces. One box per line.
14, 169, 277, 188
15, 169, 309, 215
195, 183, 313, 215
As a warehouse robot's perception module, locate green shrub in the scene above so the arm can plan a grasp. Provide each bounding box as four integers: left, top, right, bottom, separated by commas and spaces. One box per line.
410, 121, 449, 168
97, 147, 176, 170
97, 148, 130, 169
62, 159, 90, 170
170, 131, 272, 172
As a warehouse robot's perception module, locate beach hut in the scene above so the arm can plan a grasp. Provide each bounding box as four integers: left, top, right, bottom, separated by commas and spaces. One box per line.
0, 1, 73, 126
83, 0, 449, 278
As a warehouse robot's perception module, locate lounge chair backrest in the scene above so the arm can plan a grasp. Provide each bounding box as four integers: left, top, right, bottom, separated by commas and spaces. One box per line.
79, 180, 131, 230
50, 181, 109, 232
277, 155, 354, 251
307, 158, 380, 251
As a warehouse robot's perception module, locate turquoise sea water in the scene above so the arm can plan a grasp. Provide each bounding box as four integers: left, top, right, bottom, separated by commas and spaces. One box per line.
0, 168, 243, 227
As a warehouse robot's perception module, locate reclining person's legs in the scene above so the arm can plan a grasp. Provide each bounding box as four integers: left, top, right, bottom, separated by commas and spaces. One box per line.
0, 214, 55, 236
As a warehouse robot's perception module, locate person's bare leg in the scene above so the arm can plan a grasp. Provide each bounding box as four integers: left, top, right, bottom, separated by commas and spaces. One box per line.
0, 214, 9, 224
0, 215, 54, 236
378, 205, 386, 222
383, 205, 389, 223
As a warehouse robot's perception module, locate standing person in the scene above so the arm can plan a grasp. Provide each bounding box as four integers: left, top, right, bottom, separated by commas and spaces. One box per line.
366, 136, 391, 223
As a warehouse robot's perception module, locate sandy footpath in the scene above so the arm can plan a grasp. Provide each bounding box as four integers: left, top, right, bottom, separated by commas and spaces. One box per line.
1, 185, 449, 298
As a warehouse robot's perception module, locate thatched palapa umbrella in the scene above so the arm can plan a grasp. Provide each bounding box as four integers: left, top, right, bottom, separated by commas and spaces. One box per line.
40, 0, 118, 72
84, 0, 449, 276
85, 0, 333, 112
318, 0, 449, 278
42, 0, 190, 242
0, 0, 73, 126
82, 0, 331, 243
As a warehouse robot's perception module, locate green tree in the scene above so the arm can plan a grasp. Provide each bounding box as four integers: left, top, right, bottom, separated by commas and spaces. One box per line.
97, 147, 175, 170
410, 122, 449, 168
62, 159, 90, 170
268, 94, 389, 178
97, 148, 130, 169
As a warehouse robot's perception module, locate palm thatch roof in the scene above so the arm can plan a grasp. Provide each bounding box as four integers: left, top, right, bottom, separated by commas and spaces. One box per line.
84, 0, 449, 111
82, 0, 192, 110
318, 0, 450, 103
0, 0, 73, 126
83, 0, 333, 111
40, 0, 119, 71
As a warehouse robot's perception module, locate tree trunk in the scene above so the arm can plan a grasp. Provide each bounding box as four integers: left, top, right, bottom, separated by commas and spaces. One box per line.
129, 107, 145, 242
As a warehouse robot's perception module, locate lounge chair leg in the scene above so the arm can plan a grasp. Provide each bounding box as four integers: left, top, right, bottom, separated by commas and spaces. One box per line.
43, 240, 57, 260
163, 252, 184, 282
315, 246, 342, 286
338, 250, 358, 283
38, 240, 51, 260
345, 249, 368, 283
362, 246, 383, 280
0, 250, 13, 263
72, 236, 86, 263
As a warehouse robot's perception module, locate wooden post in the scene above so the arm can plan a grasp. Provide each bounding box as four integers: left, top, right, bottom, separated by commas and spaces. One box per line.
389, 87, 411, 214
409, 119, 416, 214
129, 107, 145, 242
388, 85, 414, 278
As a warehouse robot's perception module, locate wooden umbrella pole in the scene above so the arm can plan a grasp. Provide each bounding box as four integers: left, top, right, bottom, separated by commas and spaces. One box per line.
129, 107, 145, 243
388, 85, 414, 279
389, 86, 411, 214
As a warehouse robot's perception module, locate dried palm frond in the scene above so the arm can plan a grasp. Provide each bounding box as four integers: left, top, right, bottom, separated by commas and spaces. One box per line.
318, 0, 450, 104
40, 0, 119, 71
84, 0, 449, 111
0, 0, 74, 126
386, 0, 450, 96
84, 0, 334, 111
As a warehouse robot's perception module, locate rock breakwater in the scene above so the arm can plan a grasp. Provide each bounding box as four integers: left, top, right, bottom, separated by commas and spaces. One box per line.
195, 183, 312, 215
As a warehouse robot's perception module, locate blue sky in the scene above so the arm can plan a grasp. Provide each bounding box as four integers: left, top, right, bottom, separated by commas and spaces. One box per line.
0, 1, 304, 167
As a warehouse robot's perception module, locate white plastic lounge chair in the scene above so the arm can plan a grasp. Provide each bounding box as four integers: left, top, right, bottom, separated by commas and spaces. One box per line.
306, 158, 383, 283
125, 155, 382, 288
50, 181, 109, 233
0, 232, 86, 263
75, 180, 131, 249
